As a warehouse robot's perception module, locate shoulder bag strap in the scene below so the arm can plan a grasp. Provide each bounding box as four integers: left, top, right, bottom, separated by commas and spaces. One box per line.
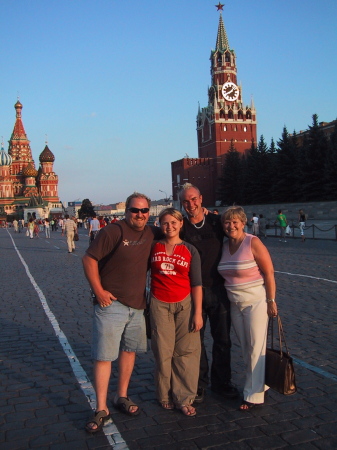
277, 315, 291, 356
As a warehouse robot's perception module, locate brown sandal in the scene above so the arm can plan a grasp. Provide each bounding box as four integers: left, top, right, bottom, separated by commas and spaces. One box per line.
113, 396, 140, 416
85, 410, 110, 433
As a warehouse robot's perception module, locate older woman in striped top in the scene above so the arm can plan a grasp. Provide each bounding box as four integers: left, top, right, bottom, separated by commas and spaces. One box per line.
217, 206, 278, 411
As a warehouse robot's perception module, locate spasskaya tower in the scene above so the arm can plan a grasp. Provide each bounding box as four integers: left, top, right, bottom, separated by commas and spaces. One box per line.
171, 3, 257, 206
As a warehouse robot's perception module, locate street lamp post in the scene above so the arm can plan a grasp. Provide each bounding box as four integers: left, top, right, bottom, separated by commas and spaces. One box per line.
159, 189, 171, 205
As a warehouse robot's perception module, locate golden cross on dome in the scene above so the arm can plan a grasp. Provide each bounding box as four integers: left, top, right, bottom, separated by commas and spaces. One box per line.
215, 2, 224, 11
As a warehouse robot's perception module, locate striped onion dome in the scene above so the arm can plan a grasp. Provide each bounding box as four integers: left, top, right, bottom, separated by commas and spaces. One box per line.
0, 146, 12, 166
22, 162, 38, 177
39, 145, 55, 162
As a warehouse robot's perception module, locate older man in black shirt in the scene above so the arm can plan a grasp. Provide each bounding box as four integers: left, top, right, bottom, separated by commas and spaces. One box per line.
180, 183, 238, 402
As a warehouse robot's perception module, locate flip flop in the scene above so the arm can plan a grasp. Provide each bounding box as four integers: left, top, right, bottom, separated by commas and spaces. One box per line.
85, 410, 111, 433
113, 396, 140, 416
160, 401, 175, 410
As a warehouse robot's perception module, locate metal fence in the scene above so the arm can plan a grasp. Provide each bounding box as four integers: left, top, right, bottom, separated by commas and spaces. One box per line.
251, 222, 337, 241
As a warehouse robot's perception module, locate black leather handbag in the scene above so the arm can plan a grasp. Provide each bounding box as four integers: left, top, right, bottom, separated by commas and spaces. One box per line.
265, 315, 297, 395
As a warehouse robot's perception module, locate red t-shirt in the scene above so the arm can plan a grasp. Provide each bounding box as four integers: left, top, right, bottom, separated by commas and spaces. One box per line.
150, 241, 202, 303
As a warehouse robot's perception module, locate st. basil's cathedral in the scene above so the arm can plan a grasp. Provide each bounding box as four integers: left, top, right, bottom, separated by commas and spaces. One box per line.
0, 100, 62, 220
171, 4, 257, 206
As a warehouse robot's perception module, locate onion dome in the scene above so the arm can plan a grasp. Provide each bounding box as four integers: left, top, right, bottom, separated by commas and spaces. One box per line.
39, 144, 55, 162
15, 100, 23, 110
0, 145, 12, 166
22, 162, 38, 177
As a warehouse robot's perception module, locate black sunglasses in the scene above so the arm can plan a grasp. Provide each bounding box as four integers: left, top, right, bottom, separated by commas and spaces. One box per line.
127, 207, 150, 214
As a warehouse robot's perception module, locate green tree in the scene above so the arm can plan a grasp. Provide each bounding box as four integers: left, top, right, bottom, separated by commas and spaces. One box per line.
78, 198, 95, 219
301, 114, 329, 200
243, 140, 261, 204
255, 135, 272, 203
272, 127, 299, 202
267, 138, 278, 202
217, 140, 243, 205
324, 120, 337, 200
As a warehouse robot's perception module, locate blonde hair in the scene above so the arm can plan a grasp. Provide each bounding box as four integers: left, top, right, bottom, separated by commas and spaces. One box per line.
159, 208, 183, 223
221, 206, 247, 225
178, 183, 201, 201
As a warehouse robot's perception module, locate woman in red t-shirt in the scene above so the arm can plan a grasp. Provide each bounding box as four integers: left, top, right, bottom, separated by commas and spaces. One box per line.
150, 208, 202, 417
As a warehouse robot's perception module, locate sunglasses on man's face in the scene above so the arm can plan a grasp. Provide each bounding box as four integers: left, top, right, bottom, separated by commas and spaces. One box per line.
127, 207, 150, 214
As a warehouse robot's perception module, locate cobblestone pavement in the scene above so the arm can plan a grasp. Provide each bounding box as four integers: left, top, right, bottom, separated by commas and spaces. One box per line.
1, 228, 337, 449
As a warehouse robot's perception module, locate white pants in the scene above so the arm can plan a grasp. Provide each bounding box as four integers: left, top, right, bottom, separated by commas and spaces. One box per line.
230, 296, 268, 404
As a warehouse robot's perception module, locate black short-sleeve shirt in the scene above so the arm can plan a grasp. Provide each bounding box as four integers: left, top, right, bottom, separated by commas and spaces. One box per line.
181, 213, 225, 287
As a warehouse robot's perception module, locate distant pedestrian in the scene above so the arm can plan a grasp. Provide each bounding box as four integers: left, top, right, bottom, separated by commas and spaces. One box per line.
62, 214, 77, 253
45, 218, 51, 238
98, 216, 106, 228
28, 218, 34, 238
13, 219, 19, 233
276, 209, 287, 242
89, 213, 100, 242
298, 209, 306, 242
34, 221, 40, 238
250, 213, 259, 236
258, 214, 267, 238
213, 209, 219, 215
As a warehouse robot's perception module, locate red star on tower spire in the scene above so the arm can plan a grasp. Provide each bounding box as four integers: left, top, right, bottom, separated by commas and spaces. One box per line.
215, 2, 224, 11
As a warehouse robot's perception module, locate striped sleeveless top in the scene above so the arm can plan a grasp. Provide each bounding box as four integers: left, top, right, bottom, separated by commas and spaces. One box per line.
218, 234, 265, 303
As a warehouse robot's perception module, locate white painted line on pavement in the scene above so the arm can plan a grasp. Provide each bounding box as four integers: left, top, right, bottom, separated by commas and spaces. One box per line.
275, 271, 337, 284
7, 230, 128, 449
276, 269, 337, 381
293, 358, 337, 381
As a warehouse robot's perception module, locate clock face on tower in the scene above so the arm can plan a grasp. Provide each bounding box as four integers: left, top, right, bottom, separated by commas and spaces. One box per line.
222, 81, 239, 101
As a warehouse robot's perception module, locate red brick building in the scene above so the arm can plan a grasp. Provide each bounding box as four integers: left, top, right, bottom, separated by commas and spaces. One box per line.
171, 7, 257, 206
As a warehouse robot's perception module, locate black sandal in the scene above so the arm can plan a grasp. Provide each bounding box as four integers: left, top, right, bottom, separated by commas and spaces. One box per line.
239, 400, 262, 411
85, 410, 111, 433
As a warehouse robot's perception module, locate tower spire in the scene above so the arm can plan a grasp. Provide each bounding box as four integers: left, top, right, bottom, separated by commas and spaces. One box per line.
215, 11, 229, 52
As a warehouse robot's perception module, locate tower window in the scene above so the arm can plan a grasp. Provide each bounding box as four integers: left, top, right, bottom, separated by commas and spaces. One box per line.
223, 126, 227, 131
228, 110, 233, 119
244, 126, 247, 132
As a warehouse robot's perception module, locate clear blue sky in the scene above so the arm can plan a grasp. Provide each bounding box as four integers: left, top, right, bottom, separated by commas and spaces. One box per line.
1, 0, 336, 205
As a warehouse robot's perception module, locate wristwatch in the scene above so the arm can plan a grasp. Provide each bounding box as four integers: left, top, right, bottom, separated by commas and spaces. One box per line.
267, 299, 275, 303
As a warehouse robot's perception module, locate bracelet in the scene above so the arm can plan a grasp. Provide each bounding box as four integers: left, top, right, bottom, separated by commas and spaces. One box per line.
267, 298, 275, 303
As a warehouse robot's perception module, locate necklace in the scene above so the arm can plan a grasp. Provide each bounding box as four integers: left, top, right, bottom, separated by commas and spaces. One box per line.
189, 215, 205, 229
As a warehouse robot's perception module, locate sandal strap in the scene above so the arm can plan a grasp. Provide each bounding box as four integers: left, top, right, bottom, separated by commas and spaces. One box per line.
87, 410, 109, 427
